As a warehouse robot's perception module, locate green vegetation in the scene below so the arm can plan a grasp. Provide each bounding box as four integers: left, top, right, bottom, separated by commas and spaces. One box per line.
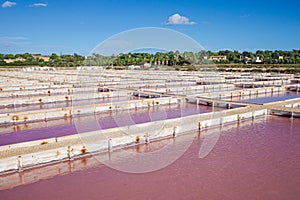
48, 53, 84, 67
83, 51, 191, 66
0, 53, 84, 67
1, 50, 300, 73
83, 49, 300, 66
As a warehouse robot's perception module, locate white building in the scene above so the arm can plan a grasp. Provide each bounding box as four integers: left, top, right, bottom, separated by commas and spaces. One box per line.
128, 65, 141, 70
278, 56, 284, 60
4, 57, 26, 63
77, 66, 103, 70
22, 66, 56, 71
209, 55, 227, 62
253, 56, 262, 63
33, 55, 50, 62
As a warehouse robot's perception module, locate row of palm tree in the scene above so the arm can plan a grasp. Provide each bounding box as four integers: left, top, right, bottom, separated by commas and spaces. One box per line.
84, 51, 195, 66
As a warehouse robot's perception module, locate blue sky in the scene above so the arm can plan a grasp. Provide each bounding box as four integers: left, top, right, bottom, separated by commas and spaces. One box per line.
0, 0, 299, 55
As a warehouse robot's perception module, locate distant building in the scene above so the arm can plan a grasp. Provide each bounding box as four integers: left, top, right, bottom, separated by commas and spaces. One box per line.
142, 62, 151, 69
22, 66, 56, 71
209, 55, 227, 62
128, 65, 141, 70
22, 67, 35, 72
33, 55, 50, 62
253, 56, 263, 63
77, 66, 103, 70
278, 56, 284, 60
37, 66, 56, 71
3, 57, 26, 63
240, 56, 252, 64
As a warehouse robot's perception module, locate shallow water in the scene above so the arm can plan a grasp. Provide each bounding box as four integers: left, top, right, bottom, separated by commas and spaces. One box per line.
0, 96, 140, 114
0, 103, 221, 146
0, 116, 299, 200
240, 93, 299, 104
228, 91, 299, 104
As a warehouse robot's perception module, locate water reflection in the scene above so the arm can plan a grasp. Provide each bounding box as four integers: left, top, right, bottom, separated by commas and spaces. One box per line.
1, 115, 299, 200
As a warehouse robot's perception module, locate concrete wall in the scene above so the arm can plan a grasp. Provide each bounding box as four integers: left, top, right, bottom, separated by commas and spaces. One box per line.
0, 97, 178, 125
199, 86, 285, 99
285, 103, 300, 108
0, 87, 74, 98
0, 154, 99, 190
0, 92, 118, 107
0, 106, 267, 173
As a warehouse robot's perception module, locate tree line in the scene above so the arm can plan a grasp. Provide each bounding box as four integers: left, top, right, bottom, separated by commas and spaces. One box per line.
83, 49, 300, 66
1, 49, 300, 67
0, 53, 84, 67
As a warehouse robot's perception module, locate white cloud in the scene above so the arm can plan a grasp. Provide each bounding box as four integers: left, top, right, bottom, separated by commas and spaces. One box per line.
166, 13, 196, 25
30, 3, 47, 7
2, 1, 16, 8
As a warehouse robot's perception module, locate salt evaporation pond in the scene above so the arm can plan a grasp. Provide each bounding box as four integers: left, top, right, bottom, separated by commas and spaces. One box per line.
0, 116, 299, 199
0, 103, 223, 146
240, 92, 299, 104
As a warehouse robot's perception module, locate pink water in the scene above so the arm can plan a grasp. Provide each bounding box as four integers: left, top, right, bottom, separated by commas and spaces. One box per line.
0, 103, 221, 146
1, 116, 299, 199
227, 91, 299, 104
0, 96, 140, 114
